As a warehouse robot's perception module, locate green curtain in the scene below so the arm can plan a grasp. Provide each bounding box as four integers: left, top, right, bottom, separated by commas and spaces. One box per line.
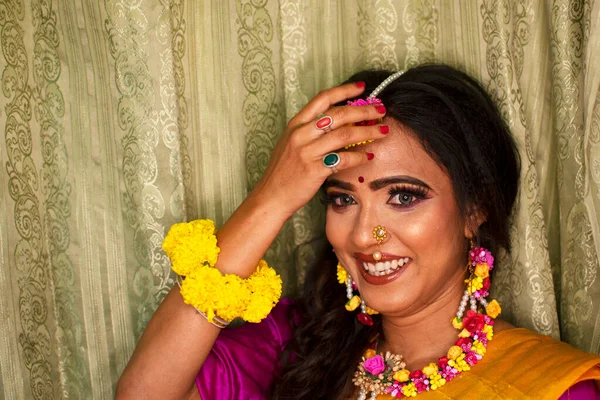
0, 0, 599, 398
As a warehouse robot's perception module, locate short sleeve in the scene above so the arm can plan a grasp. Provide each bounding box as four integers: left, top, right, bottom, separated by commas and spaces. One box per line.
195, 299, 295, 400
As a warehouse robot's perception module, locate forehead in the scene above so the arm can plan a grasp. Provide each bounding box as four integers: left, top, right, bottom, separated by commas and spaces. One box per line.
334, 121, 450, 191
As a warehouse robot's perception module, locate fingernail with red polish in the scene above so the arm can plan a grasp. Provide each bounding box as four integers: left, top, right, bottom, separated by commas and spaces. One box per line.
355, 81, 366, 88
367, 152, 375, 160
379, 125, 389, 134
376, 105, 386, 114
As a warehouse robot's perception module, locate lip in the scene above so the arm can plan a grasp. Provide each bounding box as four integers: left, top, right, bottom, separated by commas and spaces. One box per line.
354, 253, 411, 286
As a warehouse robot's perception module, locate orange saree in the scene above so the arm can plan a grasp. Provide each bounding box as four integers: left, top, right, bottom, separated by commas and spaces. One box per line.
408, 328, 600, 399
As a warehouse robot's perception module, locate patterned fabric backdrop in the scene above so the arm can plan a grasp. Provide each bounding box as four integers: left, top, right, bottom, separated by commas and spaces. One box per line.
0, 0, 599, 398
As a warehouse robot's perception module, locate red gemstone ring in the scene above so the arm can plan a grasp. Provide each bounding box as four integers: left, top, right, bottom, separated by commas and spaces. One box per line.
315, 113, 334, 132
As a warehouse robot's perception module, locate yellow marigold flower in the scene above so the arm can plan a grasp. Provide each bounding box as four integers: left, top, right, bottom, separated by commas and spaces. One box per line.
486, 299, 501, 319
452, 316, 463, 330
363, 349, 376, 359
181, 266, 249, 322
242, 261, 282, 322
163, 219, 220, 276
483, 324, 494, 339
401, 382, 418, 397
393, 369, 410, 382
474, 263, 490, 278
451, 353, 470, 372
447, 345, 463, 360
429, 372, 446, 390
365, 306, 379, 315
345, 295, 361, 311
472, 340, 486, 356
337, 264, 348, 284
458, 328, 471, 338
423, 363, 438, 376
466, 276, 483, 294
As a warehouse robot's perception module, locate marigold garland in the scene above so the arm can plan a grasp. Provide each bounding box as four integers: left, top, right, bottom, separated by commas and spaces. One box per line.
163, 219, 282, 324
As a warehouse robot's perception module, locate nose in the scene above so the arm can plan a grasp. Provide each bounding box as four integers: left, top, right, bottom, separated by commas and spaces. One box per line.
350, 208, 390, 251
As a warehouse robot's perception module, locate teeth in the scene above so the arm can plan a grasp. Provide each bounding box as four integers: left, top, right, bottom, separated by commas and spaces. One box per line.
361, 258, 410, 276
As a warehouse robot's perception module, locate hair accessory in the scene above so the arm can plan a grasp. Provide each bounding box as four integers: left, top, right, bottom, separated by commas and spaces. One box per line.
368, 71, 404, 99
337, 263, 378, 326
315, 113, 333, 132
323, 152, 341, 168
352, 245, 500, 399
163, 219, 282, 327
372, 225, 387, 246
345, 71, 404, 149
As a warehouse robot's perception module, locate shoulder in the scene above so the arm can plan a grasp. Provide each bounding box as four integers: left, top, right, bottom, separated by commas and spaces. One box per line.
195, 298, 297, 399
482, 327, 600, 398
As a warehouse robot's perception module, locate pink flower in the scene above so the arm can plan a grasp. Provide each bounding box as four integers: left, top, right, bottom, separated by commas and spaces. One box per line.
463, 310, 485, 333
441, 365, 458, 381
469, 247, 494, 267
409, 370, 424, 380
465, 351, 478, 366
482, 277, 491, 291
455, 337, 473, 352
348, 98, 369, 106
363, 355, 386, 375
437, 356, 449, 370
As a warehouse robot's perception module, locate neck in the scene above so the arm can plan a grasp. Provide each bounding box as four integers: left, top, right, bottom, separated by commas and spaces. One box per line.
378, 276, 464, 370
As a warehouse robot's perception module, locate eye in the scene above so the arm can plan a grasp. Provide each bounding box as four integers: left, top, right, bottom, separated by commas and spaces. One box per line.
387, 185, 429, 208
324, 192, 356, 208
397, 193, 414, 205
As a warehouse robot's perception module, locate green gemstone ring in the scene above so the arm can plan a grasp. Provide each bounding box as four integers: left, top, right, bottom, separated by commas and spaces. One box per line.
323, 152, 341, 168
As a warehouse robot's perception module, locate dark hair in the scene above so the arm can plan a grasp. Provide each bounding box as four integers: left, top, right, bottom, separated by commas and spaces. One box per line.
271, 64, 521, 399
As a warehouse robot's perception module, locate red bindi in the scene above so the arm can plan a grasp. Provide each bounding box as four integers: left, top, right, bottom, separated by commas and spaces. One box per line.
358, 176, 365, 183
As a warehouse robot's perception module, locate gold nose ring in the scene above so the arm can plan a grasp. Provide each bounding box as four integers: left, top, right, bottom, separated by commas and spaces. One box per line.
372, 225, 387, 246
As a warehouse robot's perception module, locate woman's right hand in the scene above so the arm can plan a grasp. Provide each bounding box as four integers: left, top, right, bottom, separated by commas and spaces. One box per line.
249, 82, 388, 218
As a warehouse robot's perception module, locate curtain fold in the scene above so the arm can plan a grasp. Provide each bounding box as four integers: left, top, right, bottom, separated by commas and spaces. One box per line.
0, 1, 598, 398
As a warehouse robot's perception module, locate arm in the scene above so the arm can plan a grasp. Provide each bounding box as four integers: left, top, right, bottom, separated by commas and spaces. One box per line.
115, 83, 387, 400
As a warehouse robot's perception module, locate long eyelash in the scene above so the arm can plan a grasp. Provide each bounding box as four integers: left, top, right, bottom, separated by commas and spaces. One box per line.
388, 185, 429, 199
321, 192, 344, 206
320, 193, 334, 206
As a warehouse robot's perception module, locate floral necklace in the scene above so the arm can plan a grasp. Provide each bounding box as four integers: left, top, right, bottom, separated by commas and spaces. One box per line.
352, 247, 502, 399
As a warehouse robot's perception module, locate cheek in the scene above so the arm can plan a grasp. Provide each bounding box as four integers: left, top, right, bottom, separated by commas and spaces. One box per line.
392, 202, 465, 262
325, 209, 344, 246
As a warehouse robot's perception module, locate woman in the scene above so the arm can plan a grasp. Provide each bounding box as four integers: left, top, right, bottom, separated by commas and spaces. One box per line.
116, 65, 600, 399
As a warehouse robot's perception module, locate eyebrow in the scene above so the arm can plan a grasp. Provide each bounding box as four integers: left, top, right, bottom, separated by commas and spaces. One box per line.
323, 179, 355, 191
369, 176, 431, 191
324, 175, 431, 192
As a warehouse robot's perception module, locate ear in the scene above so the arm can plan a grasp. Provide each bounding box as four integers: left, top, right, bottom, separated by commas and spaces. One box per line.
464, 205, 486, 239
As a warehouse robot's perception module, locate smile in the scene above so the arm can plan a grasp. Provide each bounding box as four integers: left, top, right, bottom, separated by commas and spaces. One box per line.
362, 257, 410, 276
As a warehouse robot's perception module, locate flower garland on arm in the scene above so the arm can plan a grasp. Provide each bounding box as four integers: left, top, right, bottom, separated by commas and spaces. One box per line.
162, 219, 282, 326
351, 247, 501, 399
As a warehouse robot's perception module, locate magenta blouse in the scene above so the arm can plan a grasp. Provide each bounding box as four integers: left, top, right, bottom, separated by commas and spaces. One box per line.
195, 299, 599, 399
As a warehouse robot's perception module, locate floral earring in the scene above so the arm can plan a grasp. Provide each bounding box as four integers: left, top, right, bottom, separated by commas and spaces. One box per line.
454, 242, 501, 326
337, 263, 378, 326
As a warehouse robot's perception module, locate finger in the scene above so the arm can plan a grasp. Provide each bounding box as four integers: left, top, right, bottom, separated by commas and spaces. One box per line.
293, 104, 386, 146
289, 82, 367, 128
315, 103, 386, 132
307, 122, 389, 155
320, 150, 373, 176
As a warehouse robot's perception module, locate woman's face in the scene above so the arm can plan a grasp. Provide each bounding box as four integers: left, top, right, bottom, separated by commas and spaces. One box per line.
325, 121, 470, 317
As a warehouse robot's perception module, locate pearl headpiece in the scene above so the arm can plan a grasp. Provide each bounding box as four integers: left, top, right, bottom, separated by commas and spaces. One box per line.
367, 70, 404, 99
